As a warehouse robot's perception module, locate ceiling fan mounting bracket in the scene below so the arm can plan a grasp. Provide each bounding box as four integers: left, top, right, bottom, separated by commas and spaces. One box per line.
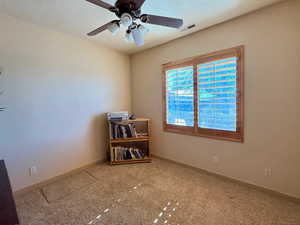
114, 7, 141, 20
140, 14, 149, 23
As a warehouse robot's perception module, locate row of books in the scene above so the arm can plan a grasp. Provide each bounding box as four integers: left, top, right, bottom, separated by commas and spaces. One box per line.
111, 146, 147, 161
110, 122, 138, 139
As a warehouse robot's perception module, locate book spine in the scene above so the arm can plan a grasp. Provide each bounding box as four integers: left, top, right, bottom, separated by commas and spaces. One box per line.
111, 146, 114, 162
129, 148, 136, 159
113, 147, 116, 161
125, 125, 132, 138
118, 147, 121, 160
128, 124, 136, 138
126, 149, 132, 160
134, 148, 142, 159
109, 123, 113, 139
114, 124, 118, 139
132, 149, 140, 159
119, 126, 122, 138
121, 126, 127, 138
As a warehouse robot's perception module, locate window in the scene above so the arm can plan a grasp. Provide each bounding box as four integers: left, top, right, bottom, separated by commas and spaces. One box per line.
166, 66, 194, 127
162, 46, 244, 142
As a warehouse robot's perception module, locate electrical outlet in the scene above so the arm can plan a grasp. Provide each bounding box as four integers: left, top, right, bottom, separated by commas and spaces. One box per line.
264, 168, 272, 177
29, 166, 37, 176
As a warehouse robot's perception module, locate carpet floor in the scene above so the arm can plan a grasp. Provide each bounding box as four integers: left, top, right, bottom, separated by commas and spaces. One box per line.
15, 158, 300, 225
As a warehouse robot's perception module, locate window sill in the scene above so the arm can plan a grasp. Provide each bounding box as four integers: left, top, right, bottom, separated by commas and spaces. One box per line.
163, 125, 244, 143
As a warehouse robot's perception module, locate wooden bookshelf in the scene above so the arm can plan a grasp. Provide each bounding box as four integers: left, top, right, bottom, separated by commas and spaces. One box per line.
107, 118, 152, 165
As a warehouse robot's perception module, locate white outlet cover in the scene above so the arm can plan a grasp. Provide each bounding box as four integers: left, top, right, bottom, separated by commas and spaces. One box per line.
264, 168, 272, 176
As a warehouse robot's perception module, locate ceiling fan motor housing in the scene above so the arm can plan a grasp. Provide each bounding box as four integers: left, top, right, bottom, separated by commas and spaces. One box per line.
115, 2, 141, 20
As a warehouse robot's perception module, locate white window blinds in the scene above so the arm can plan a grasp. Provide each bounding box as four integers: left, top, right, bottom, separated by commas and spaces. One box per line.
166, 66, 194, 127
198, 57, 238, 131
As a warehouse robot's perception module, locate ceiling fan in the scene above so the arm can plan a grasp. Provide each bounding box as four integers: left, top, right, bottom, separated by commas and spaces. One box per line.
85, 0, 183, 47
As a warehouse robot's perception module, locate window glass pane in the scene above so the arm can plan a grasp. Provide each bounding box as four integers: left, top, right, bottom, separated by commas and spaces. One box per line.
198, 57, 237, 131
166, 66, 194, 127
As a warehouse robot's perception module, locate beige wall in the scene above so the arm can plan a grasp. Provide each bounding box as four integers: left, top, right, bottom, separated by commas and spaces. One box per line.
131, 0, 300, 198
0, 13, 131, 191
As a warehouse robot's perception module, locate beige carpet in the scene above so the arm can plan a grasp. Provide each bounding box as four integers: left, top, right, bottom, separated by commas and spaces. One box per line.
41, 172, 97, 203
15, 158, 300, 225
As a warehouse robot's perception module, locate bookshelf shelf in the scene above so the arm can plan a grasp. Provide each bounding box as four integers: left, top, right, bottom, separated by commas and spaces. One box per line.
110, 136, 149, 143
111, 158, 152, 165
107, 118, 152, 165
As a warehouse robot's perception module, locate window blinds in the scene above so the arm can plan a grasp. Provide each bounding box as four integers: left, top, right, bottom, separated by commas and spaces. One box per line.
166, 66, 194, 127
198, 57, 238, 131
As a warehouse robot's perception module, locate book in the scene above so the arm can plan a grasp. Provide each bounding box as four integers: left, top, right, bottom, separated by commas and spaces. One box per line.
129, 148, 136, 159
110, 122, 138, 139
112, 146, 146, 161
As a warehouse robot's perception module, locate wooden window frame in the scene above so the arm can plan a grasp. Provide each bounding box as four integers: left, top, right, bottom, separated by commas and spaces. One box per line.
162, 46, 244, 142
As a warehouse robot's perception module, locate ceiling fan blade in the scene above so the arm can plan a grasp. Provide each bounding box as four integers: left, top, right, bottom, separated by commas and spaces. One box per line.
85, 0, 116, 11
115, 0, 146, 10
141, 14, 183, 28
87, 21, 117, 36
132, 28, 144, 47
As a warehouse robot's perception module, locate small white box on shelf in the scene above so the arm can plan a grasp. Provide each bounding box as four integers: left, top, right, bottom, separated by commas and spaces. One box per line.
107, 111, 129, 121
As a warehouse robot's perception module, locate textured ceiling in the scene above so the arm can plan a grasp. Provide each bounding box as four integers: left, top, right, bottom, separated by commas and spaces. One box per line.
0, 0, 285, 54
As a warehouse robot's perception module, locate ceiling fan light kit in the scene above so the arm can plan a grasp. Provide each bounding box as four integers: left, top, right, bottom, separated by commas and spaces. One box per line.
132, 28, 144, 46
137, 24, 149, 35
125, 30, 134, 43
107, 21, 120, 35
120, 13, 133, 27
85, 0, 183, 47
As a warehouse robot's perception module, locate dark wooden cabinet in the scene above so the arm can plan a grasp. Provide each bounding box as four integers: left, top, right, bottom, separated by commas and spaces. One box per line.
0, 160, 19, 225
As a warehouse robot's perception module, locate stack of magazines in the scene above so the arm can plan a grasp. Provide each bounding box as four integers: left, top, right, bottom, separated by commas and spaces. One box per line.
110, 122, 137, 139
111, 146, 146, 161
